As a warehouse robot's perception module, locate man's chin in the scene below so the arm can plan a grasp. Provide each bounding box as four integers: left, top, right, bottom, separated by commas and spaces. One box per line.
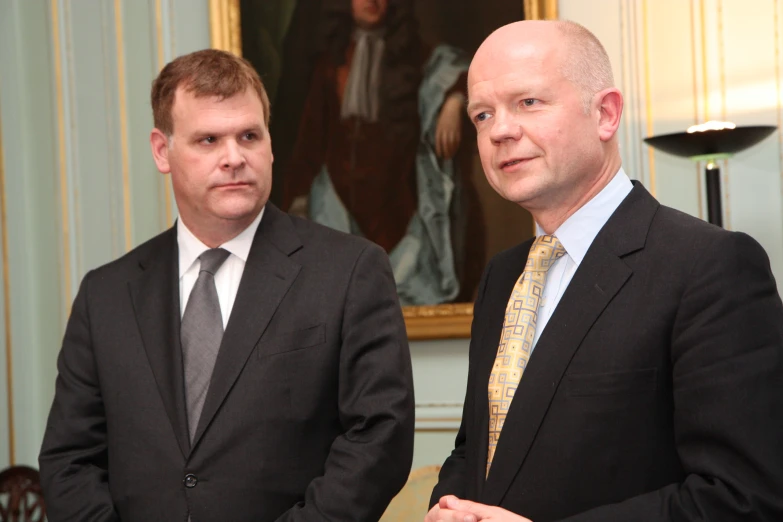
499, 185, 543, 208
214, 203, 265, 223
212, 194, 266, 217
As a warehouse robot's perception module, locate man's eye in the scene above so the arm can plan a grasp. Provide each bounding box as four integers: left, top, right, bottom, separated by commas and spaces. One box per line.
201, 136, 216, 144
522, 99, 537, 107
474, 112, 490, 123
242, 132, 258, 141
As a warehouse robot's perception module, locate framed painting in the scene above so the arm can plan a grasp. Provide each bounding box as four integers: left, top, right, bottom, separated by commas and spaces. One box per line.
209, 0, 557, 339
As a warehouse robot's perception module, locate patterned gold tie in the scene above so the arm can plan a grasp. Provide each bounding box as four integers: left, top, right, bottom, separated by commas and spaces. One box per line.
486, 235, 566, 475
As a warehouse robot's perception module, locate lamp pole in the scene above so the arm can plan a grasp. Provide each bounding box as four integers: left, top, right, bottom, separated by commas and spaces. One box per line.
705, 161, 722, 227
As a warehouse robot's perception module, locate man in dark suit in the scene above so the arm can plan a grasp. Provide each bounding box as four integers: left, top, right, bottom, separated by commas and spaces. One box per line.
427, 20, 783, 522
38, 49, 414, 522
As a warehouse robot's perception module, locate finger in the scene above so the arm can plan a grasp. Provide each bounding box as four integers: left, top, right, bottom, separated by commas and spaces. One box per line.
444, 135, 458, 159
447, 134, 458, 158
435, 509, 478, 522
439, 495, 460, 509
442, 129, 452, 154
424, 504, 440, 522
445, 497, 493, 518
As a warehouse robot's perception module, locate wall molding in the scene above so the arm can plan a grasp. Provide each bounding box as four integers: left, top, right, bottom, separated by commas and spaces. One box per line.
209, 0, 240, 55
776, 0, 783, 245
415, 403, 463, 431
114, 0, 132, 251
52, 0, 74, 316
0, 94, 14, 466
155, 0, 174, 229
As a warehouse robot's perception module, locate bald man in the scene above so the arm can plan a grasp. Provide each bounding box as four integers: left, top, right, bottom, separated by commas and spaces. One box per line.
427, 20, 783, 522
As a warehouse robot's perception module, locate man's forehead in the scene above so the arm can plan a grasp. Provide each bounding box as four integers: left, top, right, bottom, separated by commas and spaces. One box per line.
171, 90, 264, 131
173, 88, 261, 114
471, 38, 551, 77
468, 49, 549, 95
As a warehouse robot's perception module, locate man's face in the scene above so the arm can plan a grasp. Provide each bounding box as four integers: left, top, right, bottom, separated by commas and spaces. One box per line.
467, 34, 603, 214
352, 0, 388, 30
153, 87, 272, 238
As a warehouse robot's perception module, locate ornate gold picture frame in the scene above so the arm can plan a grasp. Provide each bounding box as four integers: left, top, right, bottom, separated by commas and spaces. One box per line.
208, 0, 556, 340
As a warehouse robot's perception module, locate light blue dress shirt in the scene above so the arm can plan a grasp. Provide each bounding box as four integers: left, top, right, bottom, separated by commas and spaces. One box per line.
530, 168, 634, 351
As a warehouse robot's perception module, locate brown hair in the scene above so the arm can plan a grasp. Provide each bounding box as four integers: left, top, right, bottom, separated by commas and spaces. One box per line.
151, 49, 271, 135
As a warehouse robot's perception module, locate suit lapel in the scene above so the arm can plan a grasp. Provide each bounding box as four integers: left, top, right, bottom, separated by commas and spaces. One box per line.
128, 228, 191, 458
191, 204, 303, 449
480, 183, 658, 505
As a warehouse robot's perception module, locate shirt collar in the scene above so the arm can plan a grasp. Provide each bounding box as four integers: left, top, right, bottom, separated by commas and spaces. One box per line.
177, 207, 265, 278
535, 168, 633, 265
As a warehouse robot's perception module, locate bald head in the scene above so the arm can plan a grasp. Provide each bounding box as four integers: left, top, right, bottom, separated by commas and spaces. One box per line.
470, 20, 614, 112
466, 19, 624, 232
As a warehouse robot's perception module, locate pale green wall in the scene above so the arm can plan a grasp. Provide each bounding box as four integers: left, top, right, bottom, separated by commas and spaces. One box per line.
1, 0, 64, 470
0, 0, 210, 470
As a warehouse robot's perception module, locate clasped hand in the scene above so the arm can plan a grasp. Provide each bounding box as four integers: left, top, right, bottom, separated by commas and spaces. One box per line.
425, 495, 533, 522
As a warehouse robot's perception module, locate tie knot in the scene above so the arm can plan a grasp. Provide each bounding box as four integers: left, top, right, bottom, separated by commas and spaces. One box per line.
199, 248, 230, 275
527, 235, 566, 272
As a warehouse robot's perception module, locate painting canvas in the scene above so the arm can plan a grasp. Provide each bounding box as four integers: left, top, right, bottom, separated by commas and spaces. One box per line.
213, 0, 555, 337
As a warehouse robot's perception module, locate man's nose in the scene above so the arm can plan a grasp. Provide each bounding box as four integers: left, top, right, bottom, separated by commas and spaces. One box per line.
221, 140, 245, 169
489, 110, 523, 144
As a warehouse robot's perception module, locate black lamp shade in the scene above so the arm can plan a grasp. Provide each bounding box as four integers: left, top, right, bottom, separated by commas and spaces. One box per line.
643, 125, 777, 159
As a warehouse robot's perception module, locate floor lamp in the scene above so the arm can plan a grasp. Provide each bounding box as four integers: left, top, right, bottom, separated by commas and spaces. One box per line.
643, 123, 777, 227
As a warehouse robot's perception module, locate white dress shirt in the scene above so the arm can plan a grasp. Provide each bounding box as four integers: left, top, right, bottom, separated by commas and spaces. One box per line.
177, 208, 265, 328
530, 168, 634, 351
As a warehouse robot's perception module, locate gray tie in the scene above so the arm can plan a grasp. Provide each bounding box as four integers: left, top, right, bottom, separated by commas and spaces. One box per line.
181, 248, 230, 442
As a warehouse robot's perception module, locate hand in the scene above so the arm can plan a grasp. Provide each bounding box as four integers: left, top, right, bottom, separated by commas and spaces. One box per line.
424, 495, 533, 522
435, 93, 464, 159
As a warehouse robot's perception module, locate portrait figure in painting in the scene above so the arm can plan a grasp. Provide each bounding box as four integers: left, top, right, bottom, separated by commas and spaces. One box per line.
280, 0, 484, 306
241, 0, 532, 308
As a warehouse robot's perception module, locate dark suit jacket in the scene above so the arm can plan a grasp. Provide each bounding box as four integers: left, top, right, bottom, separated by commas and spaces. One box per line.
39, 203, 415, 522
431, 183, 783, 521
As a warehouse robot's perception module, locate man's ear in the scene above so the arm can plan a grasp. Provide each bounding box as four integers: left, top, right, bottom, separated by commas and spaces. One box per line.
595, 88, 623, 142
150, 128, 171, 174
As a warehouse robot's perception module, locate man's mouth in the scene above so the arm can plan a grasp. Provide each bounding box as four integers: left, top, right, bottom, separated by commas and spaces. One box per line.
500, 158, 530, 169
215, 182, 251, 189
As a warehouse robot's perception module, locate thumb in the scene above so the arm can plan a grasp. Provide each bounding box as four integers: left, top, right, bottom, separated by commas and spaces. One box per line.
439, 495, 459, 509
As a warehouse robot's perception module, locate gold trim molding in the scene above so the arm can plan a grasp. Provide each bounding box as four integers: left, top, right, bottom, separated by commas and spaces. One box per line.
209, 0, 241, 55
155, 0, 174, 228
524, 0, 559, 20
209, 1, 550, 339
52, 0, 73, 317
403, 304, 473, 340
114, 0, 133, 251
0, 91, 14, 466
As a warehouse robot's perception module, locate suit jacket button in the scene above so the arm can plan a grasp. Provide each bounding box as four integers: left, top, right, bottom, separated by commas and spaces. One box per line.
184, 474, 198, 488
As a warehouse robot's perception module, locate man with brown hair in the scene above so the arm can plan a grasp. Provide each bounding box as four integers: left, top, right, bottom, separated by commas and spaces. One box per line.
38, 49, 414, 522
426, 20, 783, 522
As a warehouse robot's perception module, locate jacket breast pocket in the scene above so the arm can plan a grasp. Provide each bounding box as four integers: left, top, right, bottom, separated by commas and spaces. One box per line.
256, 323, 326, 358
564, 367, 658, 397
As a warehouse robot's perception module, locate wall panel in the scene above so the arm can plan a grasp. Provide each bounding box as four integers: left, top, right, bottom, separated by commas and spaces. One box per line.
0, 0, 210, 467
562, 0, 783, 293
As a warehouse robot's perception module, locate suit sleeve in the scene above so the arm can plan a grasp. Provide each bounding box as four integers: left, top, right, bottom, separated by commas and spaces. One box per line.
429, 260, 494, 508
276, 243, 415, 522
38, 272, 121, 522
556, 231, 783, 521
